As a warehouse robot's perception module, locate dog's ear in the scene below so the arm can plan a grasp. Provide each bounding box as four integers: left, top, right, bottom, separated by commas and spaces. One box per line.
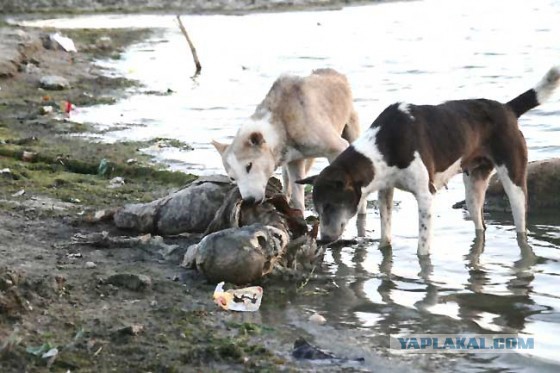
248, 132, 265, 147
212, 140, 229, 155
296, 175, 317, 185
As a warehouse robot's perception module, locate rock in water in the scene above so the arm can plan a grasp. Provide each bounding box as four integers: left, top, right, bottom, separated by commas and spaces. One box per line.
488, 158, 560, 212
455, 158, 560, 213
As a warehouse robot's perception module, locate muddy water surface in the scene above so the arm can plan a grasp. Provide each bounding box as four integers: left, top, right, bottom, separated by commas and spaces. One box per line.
23, 0, 560, 371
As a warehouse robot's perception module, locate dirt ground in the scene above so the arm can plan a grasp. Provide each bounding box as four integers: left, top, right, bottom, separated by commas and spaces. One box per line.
0, 17, 424, 373
0, 23, 304, 372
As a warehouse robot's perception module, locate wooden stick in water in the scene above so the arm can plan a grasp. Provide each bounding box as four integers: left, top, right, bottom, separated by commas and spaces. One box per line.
176, 15, 202, 76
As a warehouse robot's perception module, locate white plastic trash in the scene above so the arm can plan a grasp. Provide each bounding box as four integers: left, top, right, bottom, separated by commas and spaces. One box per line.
213, 282, 263, 312
51, 33, 77, 53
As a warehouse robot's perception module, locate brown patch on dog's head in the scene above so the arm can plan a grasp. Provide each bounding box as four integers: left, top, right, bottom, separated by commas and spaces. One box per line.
247, 131, 265, 147
314, 166, 361, 209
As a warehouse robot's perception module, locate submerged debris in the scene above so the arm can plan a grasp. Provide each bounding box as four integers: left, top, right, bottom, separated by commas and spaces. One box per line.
292, 337, 365, 364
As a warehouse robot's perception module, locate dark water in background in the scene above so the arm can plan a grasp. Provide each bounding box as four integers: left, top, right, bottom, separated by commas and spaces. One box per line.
23, 0, 560, 370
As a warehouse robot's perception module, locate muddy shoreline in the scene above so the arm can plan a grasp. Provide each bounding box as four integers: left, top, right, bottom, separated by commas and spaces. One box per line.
1, 0, 391, 16
0, 6, 429, 372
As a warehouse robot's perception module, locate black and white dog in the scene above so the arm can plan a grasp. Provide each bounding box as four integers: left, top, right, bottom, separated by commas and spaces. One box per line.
298, 67, 560, 255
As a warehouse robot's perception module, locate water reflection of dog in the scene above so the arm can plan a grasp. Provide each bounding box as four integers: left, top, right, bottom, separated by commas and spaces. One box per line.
373, 236, 540, 333
451, 233, 540, 331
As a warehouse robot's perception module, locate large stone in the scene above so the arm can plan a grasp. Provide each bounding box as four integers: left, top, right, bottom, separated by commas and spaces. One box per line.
485, 158, 560, 212
0, 29, 33, 78
454, 158, 560, 213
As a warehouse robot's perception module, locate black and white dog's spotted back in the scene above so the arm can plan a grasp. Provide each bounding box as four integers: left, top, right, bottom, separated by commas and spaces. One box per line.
298, 67, 560, 255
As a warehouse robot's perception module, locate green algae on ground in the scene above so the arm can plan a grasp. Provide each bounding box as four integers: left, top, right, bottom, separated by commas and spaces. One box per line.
0, 147, 196, 209
156, 307, 280, 370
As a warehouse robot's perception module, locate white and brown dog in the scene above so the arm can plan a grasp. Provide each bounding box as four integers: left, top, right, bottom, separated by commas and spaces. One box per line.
298, 67, 560, 255
213, 68, 361, 211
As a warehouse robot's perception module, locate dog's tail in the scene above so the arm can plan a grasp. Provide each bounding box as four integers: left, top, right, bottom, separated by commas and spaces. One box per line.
506, 66, 560, 118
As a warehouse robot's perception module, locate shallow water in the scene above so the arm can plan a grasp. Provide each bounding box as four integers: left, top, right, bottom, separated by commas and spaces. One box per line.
24, 0, 560, 370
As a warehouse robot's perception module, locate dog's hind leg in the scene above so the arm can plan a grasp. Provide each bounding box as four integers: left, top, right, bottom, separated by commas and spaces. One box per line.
282, 166, 292, 200
287, 159, 307, 211
304, 158, 315, 173
495, 165, 528, 237
326, 137, 351, 163
463, 166, 493, 233
342, 109, 361, 143
379, 187, 394, 247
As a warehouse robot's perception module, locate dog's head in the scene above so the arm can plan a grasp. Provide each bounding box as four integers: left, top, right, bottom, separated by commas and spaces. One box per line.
213, 130, 275, 205
297, 165, 362, 242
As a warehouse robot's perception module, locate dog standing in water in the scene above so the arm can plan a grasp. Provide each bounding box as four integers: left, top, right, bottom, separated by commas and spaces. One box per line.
213, 69, 361, 211
298, 67, 560, 255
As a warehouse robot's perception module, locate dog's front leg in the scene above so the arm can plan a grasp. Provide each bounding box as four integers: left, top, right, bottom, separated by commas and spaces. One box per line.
356, 199, 367, 237
378, 188, 394, 247
416, 192, 433, 256
282, 166, 292, 199
287, 159, 307, 211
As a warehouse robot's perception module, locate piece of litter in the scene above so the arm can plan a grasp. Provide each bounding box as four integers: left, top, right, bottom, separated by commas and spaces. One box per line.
213, 282, 263, 312
92, 209, 114, 221
292, 337, 365, 363
308, 313, 327, 325
98, 159, 109, 176
22, 151, 37, 162
61, 100, 73, 114
108, 176, 125, 189
41, 347, 58, 359
67, 253, 83, 259
85, 262, 96, 269
41, 106, 53, 114
12, 189, 25, 197
115, 324, 144, 336
51, 33, 77, 53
